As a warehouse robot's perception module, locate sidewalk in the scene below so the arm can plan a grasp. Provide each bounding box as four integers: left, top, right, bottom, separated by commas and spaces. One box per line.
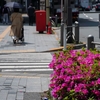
0, 20, 60, 100
0, 24, 60, 54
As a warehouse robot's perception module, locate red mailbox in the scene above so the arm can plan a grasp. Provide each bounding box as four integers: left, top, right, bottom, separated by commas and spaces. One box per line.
35, 10, 46, 33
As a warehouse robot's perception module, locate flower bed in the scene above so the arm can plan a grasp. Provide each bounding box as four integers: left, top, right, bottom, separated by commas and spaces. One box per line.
49, 49, 100, 100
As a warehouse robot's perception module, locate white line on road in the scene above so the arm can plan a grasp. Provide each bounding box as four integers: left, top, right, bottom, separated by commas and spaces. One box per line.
83, 13, 99, 22
0, 62, 49, 66
3, 69, 53, 72
0, 65, 49, 69
90, 17, 93, 19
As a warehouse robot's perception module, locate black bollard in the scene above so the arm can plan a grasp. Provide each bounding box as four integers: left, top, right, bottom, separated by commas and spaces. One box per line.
60, 20, 64, 46
55, 15, 58, 27
87, 35, 95, 50
75, 21, 79, 44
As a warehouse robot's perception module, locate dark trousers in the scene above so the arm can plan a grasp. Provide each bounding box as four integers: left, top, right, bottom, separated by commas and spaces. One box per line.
29, 16, 34, 25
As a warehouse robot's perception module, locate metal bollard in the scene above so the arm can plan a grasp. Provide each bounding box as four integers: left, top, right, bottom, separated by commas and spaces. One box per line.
55, 15, 58, 27
75, 21, 79, 44
87, 35, 95, 50
60, 20, 64, 46
49, 16, 52, 22
63, 25, 67, 50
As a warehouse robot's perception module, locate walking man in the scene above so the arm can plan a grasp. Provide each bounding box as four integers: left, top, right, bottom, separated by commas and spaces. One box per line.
27, 3, 35, 26
2, 6, 10, 24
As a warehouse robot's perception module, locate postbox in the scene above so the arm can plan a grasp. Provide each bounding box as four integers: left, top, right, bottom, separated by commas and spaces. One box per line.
35, 10, 46, 33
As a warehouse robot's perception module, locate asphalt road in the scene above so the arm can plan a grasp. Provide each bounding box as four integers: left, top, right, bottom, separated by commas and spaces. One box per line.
79, 12, 100, 43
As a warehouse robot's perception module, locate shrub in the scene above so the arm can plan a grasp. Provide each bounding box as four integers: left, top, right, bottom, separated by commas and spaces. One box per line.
49, 49, 100, 100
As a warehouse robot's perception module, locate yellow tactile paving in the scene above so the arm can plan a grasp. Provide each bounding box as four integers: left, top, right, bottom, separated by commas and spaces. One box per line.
0, 26, 10, 42
0, 49, 35, 53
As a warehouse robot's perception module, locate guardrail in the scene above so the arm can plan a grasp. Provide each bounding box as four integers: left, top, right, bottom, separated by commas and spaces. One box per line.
60, 21, 79, 50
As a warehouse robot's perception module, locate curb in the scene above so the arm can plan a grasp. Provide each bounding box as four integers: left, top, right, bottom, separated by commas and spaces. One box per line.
45, 43, 86, 52
79, 11, 100, 13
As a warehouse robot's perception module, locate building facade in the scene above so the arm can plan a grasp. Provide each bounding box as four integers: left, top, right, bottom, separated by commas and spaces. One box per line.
0, 0, 40, 12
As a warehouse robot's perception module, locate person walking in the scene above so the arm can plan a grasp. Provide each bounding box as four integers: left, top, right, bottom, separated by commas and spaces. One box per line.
27, 3, 35, 26
9, 8, 23, 43
2, 6, 10, 24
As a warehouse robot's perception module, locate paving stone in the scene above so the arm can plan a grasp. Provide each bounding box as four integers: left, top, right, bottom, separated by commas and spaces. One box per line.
11, 78, 20, 86
8, 90, 17, 94
41, 77, 50, 92
0, 90, 8, 100
18, 78, 27, 87
26, 78, 42, 92
0, 77, 6, 85
18, 88, 26, 93
16, 92, 24, 100
7, 94, 16, 100
23, 92, 41, 100
6, 78, 14, 80
3, 86, 12, 90
4, 80, 12, 84
3, 84, 11, 86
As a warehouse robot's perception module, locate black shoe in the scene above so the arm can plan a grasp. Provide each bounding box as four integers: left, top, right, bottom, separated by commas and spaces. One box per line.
13, 39, 16, 44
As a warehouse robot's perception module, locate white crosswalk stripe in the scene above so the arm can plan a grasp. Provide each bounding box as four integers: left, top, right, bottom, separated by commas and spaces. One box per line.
0, 62, 53, 72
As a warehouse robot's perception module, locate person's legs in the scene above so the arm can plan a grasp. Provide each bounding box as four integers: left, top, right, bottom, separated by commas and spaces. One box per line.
5, 14, 8, 24
29, 16, 31, 25
3, 14, 6, 24
30, 16, 33, 25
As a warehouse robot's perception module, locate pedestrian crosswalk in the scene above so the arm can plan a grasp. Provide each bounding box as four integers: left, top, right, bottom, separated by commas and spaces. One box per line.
0, 62, 53, 72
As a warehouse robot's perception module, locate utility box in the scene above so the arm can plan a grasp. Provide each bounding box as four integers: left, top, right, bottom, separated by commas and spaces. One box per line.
35, 10, 46, 33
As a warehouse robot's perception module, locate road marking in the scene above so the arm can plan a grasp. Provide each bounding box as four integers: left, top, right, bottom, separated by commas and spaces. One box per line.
83, 13, 99, 22
90, 17, 93, 19
0, 74, 51, 78
0, 49, 35, 53
0, 26, 10, 42
0, 62, 49, 65
2, 75, 41, 78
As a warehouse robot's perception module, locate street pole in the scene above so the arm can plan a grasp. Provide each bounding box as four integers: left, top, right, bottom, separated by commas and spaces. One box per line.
45, 0, 50, 30
63, 0, 67, 50
64, 0, 67, 24
67, 0, 72, 33
60, 0, 64, 46
63, 0, 72, 50
61, 0, 63, 20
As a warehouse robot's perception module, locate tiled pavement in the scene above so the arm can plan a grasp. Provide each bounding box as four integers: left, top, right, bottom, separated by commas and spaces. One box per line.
0, 75, 50, 100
